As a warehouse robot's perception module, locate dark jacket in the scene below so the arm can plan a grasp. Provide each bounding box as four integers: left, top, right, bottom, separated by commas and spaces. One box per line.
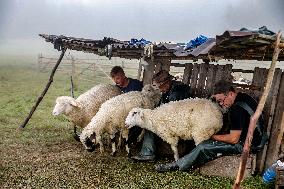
117, 78, 143, 93
161, 80, 191, 104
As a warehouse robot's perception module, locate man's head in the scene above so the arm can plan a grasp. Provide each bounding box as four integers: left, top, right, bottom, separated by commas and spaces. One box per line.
110, 66, 128, 87
212, 80, 237, 109
152, 70, 173, 93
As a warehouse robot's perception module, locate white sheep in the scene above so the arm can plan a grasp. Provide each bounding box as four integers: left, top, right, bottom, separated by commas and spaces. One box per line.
52, 84, 122, 128
125, 98, 223, 160
80, 84, 161, 155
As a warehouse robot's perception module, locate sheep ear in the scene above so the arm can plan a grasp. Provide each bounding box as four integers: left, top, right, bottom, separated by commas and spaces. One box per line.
69, 99, 79, 107
137, 109, 144, 120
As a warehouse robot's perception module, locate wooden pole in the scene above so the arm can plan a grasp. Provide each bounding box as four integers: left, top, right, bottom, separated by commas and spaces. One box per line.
233, 31, 282, 189
70, 76, 75, 98
70, 75, 80, 141
137, 59, 142, 80
18, 49, 66, 129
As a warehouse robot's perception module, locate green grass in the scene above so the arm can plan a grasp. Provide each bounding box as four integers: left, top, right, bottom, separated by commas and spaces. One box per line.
0, 55, 271, 189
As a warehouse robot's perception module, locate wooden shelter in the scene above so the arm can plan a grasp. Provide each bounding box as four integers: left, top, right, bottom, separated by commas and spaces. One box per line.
21, 30, 284, 181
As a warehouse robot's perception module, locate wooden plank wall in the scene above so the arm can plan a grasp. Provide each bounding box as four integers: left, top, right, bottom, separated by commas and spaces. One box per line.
265, 73, 284, 170
157, 61, 283, 172
143, 59, 172, 85
180, 63, 283, 172
251, 68, 283, 171
182, 63, 233, 97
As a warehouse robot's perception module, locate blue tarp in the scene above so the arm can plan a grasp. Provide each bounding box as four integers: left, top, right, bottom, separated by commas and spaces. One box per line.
128, 38, 151, 46
184, 35, 208, 50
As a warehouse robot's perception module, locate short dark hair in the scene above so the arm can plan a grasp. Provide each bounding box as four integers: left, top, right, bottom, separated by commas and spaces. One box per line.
213, 80, 235, 95
152, 70, 173, 84
110, 66, 125, 77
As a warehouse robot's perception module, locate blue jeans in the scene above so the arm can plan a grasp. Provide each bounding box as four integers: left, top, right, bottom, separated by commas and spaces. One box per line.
139, 130, 156, 156
176, 140, 243, 171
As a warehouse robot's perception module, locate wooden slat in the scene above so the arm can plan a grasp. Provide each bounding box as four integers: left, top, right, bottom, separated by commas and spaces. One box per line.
205, 64, 218, 95
190, 63, 200, 96
154, 61, 162, 74
196, 63, 209, 97
222, 64, 233, 81
171, 63, 186, 67
215, 65, 225, 83
265, 72, 284, 170
142, 59, 155, 85
161, 59, 171, 71
252, 67, 269, 100
182, 63, 193, 85
232, 69, 255, 73
276, 167, 284, 188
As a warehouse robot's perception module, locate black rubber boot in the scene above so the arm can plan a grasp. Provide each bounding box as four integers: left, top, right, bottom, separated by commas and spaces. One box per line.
155, 162, 179, 173
131, 154, 155, 162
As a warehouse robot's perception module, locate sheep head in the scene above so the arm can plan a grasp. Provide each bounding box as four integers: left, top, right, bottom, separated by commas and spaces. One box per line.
52, 96, 81, 116
209, 96, 229, 114
141, 84, 161, 106
125, 108, 145, 129
80, 132, 96, 152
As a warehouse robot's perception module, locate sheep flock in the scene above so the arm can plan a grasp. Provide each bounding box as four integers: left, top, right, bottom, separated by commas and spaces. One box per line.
53, 83, 224, 161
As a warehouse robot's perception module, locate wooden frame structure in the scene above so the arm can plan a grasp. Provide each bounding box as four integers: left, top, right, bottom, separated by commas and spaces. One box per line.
19, 30, 284, 187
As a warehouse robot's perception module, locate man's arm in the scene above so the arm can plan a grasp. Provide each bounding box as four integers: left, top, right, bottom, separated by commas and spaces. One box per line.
211, 130, 241, 144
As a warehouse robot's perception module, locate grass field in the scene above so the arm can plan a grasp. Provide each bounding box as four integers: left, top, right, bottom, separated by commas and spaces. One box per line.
0, 54, 272, 189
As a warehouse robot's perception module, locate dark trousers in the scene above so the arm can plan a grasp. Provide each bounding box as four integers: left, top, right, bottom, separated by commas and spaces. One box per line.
140, 130, 156, 156
176, 140, 243, 171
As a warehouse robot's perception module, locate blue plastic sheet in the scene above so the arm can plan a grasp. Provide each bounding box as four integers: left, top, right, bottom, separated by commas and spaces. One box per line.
128, 38, 151, 46
184, 35, 208, 50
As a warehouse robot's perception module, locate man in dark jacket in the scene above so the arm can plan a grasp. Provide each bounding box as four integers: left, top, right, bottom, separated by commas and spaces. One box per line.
155, 80, 264, 172
110, 66, 143, 93
131, 70, 191, 161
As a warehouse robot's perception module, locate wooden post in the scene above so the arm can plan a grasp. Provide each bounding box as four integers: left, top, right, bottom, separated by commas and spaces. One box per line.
18, 49, 66, 129
70, 75, 80, 141
142, 57, 155, 85
161, 59, 171, 72
137, 59, 142, 80
257, 69, 282, 172
70, 76, 74, 98
233, 32, 282, 189
182, 63, 193, 85
71, 55, 78, 90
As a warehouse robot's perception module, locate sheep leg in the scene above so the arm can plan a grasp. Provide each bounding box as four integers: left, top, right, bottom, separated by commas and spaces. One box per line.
110, 134, 117, 156
72, 123, 80, 142
121, 129, 130, 157
137, 129, 145, 143
96, 135, 104, 154
171, 145, 179, 161
117, 132, 122, 150
167, 137, 179, 161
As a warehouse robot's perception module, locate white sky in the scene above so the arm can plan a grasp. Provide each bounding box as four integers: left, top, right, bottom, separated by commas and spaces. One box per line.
0, 0, 283, 55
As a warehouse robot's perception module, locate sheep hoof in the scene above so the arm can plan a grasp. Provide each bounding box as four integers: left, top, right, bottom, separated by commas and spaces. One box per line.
73, 133, 80, 142
111, 151, 117, 157
127, 151, 132, 158
87, 148, 95, 152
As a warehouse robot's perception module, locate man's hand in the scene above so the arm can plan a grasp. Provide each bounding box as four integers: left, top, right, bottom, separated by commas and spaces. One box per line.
211, 130, 241, 144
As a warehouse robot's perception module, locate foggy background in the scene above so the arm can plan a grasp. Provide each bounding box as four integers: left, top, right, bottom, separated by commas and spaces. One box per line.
0, 0, 284, 56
